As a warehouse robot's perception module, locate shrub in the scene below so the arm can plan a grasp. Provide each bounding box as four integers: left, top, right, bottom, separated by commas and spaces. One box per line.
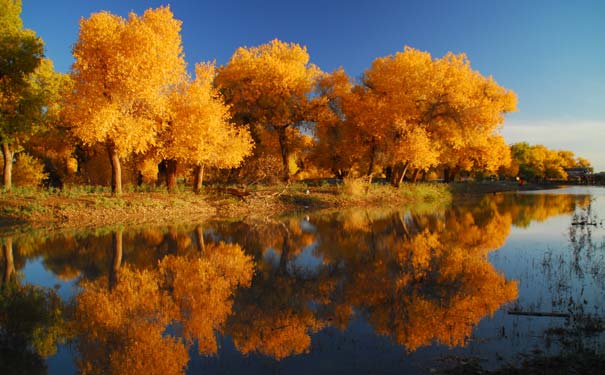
12, 153, 48, 187
342, 176, 370, 198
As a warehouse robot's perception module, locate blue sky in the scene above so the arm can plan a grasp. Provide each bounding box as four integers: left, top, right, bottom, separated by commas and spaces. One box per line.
21, 0, 605, 170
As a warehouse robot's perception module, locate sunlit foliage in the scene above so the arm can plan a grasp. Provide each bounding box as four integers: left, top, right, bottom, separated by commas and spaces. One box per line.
63, 7, 186, 194
313, 47, 517, 183
216, 39, 321, 181
510, 142, 592, 180
162, 63, 253, 191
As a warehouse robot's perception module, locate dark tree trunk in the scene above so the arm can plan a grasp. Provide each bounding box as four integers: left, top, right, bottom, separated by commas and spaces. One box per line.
109, 229, 123, 290
278, 223, 291, 275
193, 164, 204, 194
165, 159, 178, 192
385, 166, 393, 182
411, 168, 420, 183
2, 142, 13, 191
367, 142, 377, 177
444, 167, 451, 183
276, 126, 290, 182
2, 237, 14, 287
106, 142, 122, 195
390, 162, 409, 187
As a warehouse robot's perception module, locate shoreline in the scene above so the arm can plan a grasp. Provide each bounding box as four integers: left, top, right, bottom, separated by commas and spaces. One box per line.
0, 181, 569, 234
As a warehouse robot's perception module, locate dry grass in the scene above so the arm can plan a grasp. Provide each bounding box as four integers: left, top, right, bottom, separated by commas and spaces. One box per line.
0, 181, 452, 231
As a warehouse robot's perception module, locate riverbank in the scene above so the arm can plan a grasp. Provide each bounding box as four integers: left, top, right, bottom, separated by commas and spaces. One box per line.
0, 182, 452, 232
0, 180, 572, 232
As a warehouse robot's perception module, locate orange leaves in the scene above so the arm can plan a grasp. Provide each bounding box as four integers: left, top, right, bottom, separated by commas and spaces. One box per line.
315, 46, 517, 179
65, 6, 186, 156
216, 39, 321, 180
164, 62, 253, 169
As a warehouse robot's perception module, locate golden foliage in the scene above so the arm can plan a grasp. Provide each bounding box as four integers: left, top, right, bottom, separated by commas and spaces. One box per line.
4, 152, 47, 187
63, 7, 186, 157
163, 62, 253, 170
216, 39, 322, 180
313, 47, 517, 180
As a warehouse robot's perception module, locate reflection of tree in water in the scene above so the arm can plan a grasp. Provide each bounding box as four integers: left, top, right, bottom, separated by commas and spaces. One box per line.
221, 219, 329, 360
3, 191, 593, 366
310, 205, 518, 351
1, 236, 68, 375
489, 193, 591, 228
73, 231, 253, 375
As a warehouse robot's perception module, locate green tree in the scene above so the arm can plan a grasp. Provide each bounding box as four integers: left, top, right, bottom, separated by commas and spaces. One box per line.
0, 0, 44, 190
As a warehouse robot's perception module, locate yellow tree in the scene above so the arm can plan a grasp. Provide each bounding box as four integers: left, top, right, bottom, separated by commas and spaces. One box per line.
163, 63, 253, 192
358, 47, 516, 182
427, 51, 517, 180
216, 39, 321, 181
63, 7, 186, 194
361, 48, 437, 183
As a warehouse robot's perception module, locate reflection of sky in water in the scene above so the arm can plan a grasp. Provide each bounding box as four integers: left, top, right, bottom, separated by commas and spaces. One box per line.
21, 257, 79, 301
6, 186, 605, 374
477, 187, 605, 365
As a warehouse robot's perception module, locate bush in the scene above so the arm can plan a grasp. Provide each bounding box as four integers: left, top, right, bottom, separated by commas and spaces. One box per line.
11, 153, 48, 187
341, 176, 370, 198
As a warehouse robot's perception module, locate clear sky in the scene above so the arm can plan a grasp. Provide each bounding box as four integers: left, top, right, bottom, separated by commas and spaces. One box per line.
20, 0, 605, 170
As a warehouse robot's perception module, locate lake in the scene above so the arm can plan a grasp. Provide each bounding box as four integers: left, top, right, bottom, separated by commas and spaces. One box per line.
2, 186, 604, 374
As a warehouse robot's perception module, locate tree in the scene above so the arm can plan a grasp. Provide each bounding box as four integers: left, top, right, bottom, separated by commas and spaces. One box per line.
311, 68, 355, 177
510, 143, 592, 181
63, 7, 186, 194
361, 47, 517, 183
162, 63, 253, 192
0, 0, 44, 190
216, 39, 321, 181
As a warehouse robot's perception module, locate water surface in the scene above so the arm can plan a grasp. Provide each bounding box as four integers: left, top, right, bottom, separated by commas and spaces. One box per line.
2, 186, 604, 374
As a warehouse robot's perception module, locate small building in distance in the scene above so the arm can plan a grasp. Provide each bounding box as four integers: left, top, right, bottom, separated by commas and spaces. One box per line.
564, 167, 592, 182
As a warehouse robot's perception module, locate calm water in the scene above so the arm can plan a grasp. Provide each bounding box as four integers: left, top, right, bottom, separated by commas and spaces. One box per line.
2, 186, 605, 374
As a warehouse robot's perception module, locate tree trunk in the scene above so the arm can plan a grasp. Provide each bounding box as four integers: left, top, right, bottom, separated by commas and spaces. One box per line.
2, 237, 14, 287
278, 224, 291, 275
109, 229, 123, 290
450, 167, 459, 182
194, 225, 205, 255
421, 169, 428, 182
165, 159, 178, 192
443, 167, 451, 183
411, 168, 420, 183
367, 142, 377, 177
106, 142, 122, 195
193, 164, 204, 194
276, 126, 290, 182
2, 142, 13, 191
397, 162, 410, 187
385, 166, 393, 182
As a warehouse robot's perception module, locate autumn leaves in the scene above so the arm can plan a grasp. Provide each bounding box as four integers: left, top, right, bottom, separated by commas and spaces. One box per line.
63, 8, 253, 194
314, 48, 517, 185
2, 4, 522, 194
58, 5, 522, 194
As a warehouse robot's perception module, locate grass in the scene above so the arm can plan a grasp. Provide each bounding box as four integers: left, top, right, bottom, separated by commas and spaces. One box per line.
0, 180, 454, 229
